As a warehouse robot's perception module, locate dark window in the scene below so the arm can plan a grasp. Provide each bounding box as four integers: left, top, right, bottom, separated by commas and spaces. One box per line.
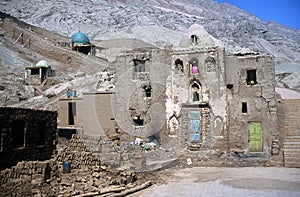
226, 84, 233, 89
175, 59, 183, 72
30, 69, 40, 75
58, 128, 77, 140
68, 102, 76, 125
37, 121, 47, 146
246, 70, 257, 85
242, 102, 248, 113
133, 116, 144, 126
143, 85, 151, 97
133, 59, 145, 72
12, 120, 25, 148
191, 82, 200, 101
191, 35, 198, 45
193, 92, 200, 101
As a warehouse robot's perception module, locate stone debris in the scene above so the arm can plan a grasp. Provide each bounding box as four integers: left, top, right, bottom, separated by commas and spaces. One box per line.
0, 134, 158, 197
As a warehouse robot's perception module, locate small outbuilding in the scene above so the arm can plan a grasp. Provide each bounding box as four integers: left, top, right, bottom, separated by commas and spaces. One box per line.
25, 60, 55, 84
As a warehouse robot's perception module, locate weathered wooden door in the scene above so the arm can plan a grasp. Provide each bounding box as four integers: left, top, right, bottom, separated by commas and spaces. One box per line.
248, 122, 262, 152
189, 110, 201, 142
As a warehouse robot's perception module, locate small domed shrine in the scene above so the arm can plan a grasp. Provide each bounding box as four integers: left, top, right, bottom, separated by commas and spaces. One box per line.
70, 31, 92, 54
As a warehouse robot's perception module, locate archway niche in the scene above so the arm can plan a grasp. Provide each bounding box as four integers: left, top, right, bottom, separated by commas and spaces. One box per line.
174, 58, 184, 73
168, 114, 179, 135
205, 56, 216, 72
190, 80, 202, 102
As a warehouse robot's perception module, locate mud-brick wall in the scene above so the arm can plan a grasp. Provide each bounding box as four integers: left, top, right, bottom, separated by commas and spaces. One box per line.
0, 107, 57, 170
57, 134, 150, 171
0, 160, 59, 186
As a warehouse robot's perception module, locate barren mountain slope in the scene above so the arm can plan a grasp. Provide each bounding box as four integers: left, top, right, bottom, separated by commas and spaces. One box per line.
1, 0, 299, 62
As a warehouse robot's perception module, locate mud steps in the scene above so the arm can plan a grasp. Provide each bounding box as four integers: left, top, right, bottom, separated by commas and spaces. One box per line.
283, 99, 300, 168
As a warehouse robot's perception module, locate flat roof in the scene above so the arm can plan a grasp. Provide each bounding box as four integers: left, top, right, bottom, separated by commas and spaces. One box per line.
276, 88, 300, 99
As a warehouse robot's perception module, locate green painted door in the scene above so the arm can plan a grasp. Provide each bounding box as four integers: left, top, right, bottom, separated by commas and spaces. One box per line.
248, 122, 262, 152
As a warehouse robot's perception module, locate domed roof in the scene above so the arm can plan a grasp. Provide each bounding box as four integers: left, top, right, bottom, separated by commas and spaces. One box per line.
71, 31, 90, 44
36, 60, 51, 68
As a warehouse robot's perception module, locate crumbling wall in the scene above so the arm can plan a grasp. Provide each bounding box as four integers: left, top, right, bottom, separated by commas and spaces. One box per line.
113, 49, 169, 138
0, 107, 57, 170
0, 160, 58, 186
225, 55, 278, 157
168, 47, 228, 151
0, 134, 148, 196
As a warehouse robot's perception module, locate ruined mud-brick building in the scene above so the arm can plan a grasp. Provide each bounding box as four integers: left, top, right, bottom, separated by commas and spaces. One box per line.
0, 107, 57, 170
58, 24, 281, 167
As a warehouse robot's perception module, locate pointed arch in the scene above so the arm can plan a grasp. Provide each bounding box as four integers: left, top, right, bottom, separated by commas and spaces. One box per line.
190, 80, 202, 102
174, 58, 183, 73
168, 114, 179, 135
205, 56, 216, 72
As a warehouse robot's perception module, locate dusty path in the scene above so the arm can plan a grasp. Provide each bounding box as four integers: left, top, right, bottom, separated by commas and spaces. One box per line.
130, 167, 300, 197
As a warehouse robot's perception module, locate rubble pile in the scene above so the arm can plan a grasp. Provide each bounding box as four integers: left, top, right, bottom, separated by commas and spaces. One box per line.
0, 134, 156, 196
55, 134, 102, 169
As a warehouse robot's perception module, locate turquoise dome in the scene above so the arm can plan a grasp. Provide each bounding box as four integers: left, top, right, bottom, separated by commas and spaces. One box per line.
71, 32, 90, 44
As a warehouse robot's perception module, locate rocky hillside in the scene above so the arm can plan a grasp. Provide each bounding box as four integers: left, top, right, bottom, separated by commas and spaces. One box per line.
0, 0, 299, 62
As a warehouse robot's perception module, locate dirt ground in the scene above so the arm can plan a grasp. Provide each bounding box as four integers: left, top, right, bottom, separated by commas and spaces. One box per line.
130, 167, 300, 197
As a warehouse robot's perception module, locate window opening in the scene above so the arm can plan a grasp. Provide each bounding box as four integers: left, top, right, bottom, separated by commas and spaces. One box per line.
242, 102, 247, 113
68, 102, 76, 125
246, 70, 257, 85
133, 116, 144, 126
174, 59, 183, 72
30, 69, 39, 75
12, 120, 25, 148
226, 84, 233, 89
191, 35, 198, 45
143, 85, 151, 97
193, 92, 199, 102
205, 57, 216, 72
133, 59, 146, 72
191, 82, 200, 102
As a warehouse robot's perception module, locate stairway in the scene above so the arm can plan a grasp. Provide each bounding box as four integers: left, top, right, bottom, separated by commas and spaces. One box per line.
283, 99, 300, 168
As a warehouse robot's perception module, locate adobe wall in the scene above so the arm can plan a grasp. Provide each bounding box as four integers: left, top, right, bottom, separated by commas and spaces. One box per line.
113, 49, 169, 138
58, 93, 115, 137
57, 134, 176, 171
80, 92, 115, 136
225, 55, 278, 157
1, 17, 108, 74
58, 97, 83, 127
0, 160, 59, 186
168, 47, 228, 151
0, 107, 57, 170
